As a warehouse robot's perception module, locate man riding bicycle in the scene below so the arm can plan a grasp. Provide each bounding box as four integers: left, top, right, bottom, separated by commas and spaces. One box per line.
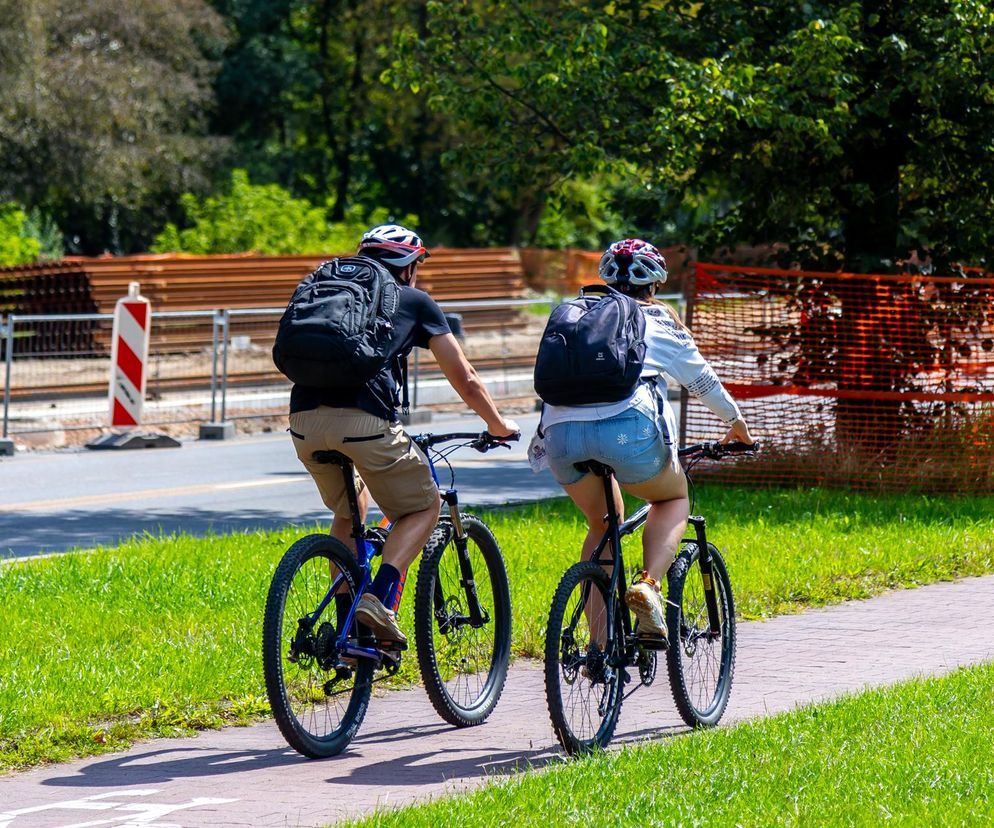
287, 224, 520, 647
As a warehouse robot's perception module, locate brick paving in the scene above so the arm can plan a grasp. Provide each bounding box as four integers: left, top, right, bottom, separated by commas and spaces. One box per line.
2, 575, 993, 827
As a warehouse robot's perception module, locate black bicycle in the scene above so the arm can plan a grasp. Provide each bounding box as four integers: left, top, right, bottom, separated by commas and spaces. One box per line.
262, 430, 517, 758
544, 440, 759, 755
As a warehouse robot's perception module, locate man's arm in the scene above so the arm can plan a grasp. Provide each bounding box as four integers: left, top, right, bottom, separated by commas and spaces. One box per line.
428, 333, 519, 437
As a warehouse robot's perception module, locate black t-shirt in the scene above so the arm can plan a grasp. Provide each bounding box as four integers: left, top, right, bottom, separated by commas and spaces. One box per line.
289, 283, 451, 421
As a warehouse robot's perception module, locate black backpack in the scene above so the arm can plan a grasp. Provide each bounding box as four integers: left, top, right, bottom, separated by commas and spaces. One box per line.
272, 256, 401, 388
533, 284, 647, 406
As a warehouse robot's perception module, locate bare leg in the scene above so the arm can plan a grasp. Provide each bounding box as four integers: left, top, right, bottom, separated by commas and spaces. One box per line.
562, 475, 624, 649
623, 474, 689, 583
380, 491, 441, 572
641, 497, 689, 582
330, 484, 369, 551
329, 485, 369, 590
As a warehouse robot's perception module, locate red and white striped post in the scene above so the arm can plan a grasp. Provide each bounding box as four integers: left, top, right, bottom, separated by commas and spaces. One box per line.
108, 282, 151, 429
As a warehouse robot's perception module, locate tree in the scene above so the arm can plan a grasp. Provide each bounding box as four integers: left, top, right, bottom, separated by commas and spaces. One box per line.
214, 0, 548, 246
0, 0, 228, 253
401, 0, 994, 459
400, 0, 994, 270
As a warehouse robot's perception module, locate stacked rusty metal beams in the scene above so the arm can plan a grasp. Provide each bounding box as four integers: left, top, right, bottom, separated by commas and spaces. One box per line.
0, 248, 529, 354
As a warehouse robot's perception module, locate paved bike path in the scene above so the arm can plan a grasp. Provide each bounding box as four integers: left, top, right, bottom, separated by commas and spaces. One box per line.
3, 575, 993, 827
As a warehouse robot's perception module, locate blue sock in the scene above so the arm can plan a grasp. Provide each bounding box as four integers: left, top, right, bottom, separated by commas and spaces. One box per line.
370, 564, 401, 608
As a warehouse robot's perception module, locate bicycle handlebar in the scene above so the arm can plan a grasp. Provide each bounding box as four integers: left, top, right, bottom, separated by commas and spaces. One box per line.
414, 431, 521, 453
678, 440, 761, 461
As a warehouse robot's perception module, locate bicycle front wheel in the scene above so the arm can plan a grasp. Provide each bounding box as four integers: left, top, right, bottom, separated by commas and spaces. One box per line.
665, 542, 736, 728
414, 516, 512, 727
262, 534, 374, 757
544, 561, 624, 755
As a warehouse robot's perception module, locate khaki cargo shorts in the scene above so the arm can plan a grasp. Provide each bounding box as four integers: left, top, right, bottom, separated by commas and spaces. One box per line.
288, 406, 438, 521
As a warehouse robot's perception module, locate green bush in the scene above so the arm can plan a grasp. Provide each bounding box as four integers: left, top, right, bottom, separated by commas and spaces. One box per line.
152, 169, 416, 255
0, 203, 41, 266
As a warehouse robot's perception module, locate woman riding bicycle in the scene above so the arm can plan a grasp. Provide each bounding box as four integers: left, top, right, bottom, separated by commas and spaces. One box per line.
540, 239, 755, 641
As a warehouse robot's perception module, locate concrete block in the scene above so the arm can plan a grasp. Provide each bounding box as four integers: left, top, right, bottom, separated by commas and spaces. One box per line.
199, 421, 237, 440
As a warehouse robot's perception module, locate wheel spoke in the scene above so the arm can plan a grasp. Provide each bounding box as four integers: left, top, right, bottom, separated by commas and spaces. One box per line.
415, 517, 511, 727
545, 562, 622, 754
666, 544, 736, 728
263, 535, 374, 757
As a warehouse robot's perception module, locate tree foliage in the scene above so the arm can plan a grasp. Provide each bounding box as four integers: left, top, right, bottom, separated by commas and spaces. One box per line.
152, 169, 416, 255
0, 0, 228, 254
400, 0, 994, 271
2, 1, 994, 260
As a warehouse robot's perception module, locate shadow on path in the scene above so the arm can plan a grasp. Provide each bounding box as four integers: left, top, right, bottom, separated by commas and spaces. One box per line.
43, 746, 305, 787
0, 508, 329, 558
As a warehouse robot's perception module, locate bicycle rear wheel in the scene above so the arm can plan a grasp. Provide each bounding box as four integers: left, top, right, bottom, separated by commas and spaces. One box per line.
665, 542, 736, 728
262, 534, 374, 757
544, 561, 624, 755
414, 516, 512, 727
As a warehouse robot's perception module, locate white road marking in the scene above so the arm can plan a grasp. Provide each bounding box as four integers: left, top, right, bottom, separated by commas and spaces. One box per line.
0, 476, 310, 514
0, 790, 237, 828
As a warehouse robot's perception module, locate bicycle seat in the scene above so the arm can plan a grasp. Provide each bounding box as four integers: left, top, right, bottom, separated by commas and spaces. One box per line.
312, 450, 352, 466
573, 459, 615, 477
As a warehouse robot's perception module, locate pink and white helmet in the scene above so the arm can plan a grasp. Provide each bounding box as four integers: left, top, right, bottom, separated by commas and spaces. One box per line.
598, 239, 668, 286
357, 224, 430, 268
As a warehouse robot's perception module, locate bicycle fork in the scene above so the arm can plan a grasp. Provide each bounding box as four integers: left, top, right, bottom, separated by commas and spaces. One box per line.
688, 515, 722, 636
432, 489, 489, 632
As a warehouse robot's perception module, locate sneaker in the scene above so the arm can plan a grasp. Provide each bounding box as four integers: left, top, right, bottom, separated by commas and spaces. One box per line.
625, 572, 668, 639
354, 593, 408, 647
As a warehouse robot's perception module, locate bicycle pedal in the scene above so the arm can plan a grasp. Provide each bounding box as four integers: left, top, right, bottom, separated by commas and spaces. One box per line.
636, 634, 668, 651
379, 640, 408, 652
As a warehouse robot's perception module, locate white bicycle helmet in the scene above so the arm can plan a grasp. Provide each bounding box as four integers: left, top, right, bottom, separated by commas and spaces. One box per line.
598, 238, 668, 286
357, 223, 430, 268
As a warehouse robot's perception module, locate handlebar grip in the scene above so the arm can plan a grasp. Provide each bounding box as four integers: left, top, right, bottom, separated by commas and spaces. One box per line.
488, 431, 521, 442
722, 440, 760, 454
474, 430, 521, 452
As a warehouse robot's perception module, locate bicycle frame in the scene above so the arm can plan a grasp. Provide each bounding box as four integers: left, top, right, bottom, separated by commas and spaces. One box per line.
589, 475, 723, 646
418, 433, 492, 629
303, 432, 497, 666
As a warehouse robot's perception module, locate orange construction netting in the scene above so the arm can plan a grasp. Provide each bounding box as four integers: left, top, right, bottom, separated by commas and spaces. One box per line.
683, 262, 994, 492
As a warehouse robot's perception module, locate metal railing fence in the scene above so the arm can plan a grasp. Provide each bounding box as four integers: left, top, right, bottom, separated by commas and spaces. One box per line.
1, 297, 557, 439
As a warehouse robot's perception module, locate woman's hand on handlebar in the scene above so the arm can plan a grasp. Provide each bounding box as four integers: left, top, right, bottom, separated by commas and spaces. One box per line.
721, 418, 755, 446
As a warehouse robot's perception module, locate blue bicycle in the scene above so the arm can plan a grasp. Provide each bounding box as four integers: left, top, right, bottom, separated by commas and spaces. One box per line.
262, 430, 517, 758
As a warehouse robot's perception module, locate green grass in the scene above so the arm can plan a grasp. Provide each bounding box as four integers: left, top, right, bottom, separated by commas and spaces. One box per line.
2, 485, 994, 770
347, 662, 994, 826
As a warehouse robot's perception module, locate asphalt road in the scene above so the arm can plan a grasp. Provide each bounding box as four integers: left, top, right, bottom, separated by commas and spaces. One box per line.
0, 412, 558, 559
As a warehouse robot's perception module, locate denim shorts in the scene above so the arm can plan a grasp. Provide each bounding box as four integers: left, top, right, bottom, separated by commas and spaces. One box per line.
544, 408, 671, 486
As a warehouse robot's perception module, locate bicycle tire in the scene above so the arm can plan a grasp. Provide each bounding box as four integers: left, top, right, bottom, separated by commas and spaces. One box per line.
544, 560, 624, 755
262, 534, 374, 757
413, 516, 512, 727
665, 542, 736, 728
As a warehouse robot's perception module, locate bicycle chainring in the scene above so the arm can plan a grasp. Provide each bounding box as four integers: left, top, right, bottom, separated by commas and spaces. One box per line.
637, 647, 657, 686
314, 621, 338, 671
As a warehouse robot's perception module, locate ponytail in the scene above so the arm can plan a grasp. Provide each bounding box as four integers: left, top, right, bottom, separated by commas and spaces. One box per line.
652, 298, 691, 334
